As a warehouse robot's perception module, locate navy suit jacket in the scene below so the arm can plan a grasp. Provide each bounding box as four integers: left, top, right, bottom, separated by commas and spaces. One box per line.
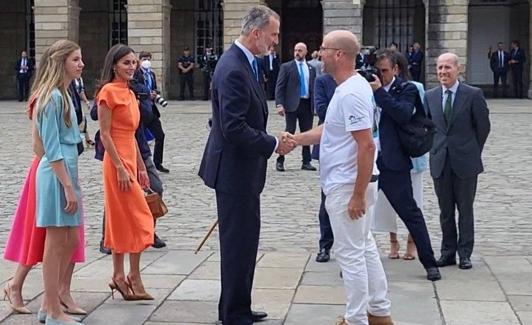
374, 77, 419, 172
312, 73, 337, 160
275, 60, 316, 113
198, 44, 277, 195
15, 58, 34, 76
134, 69, 160, 120
510, 47, 526, 70
408, 50, 424, 68
490, 50, 510, 72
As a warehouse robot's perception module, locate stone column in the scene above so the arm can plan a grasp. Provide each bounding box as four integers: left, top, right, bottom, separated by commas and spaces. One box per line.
426, 0, 468, 89
127, 0, 171, 95
528, 0, 532, 98
34, 0, 79, 66
322, 0, 363, 36
222, 0, 261, 49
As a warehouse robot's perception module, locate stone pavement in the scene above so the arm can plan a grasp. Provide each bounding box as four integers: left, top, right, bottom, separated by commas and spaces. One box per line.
0, 99, 531, 325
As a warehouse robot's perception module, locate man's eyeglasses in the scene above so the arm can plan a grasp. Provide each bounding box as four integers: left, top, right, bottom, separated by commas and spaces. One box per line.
319, 46, 341, 52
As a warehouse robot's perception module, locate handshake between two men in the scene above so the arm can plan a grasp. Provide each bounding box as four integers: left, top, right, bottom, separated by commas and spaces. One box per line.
274, 132, 298, 155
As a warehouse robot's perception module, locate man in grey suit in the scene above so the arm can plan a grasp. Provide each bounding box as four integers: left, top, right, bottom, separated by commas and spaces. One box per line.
275, 42, 317, 172
425, 53, 491, 270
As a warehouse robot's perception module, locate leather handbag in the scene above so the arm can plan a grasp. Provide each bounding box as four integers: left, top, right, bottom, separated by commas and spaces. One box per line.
145, 188, 167, 220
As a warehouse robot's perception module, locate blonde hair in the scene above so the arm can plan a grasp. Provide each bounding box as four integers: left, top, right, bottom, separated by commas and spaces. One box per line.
32, 39, 80, 128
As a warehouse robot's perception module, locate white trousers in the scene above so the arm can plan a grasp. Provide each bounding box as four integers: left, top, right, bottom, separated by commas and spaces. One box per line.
372, 171, 425, 234
325, 183, 391, 325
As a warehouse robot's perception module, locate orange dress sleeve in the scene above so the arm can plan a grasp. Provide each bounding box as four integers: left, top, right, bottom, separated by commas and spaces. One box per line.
97, 84, 117, 110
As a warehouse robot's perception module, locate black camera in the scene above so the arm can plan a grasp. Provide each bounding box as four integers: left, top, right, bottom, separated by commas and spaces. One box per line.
154, 92, 168, 107
358, 67, 380, 83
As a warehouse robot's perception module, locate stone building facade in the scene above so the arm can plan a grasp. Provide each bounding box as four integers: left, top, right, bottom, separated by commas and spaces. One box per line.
0, 0, 531, 99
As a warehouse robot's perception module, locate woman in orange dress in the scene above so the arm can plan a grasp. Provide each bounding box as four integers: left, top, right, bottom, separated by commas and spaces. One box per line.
94, 44, 154, 300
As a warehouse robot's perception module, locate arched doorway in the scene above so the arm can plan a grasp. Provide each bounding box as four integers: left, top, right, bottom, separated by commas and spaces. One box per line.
0, 0, 34, 99
79, 0, 127, 96
169, 0, 223, 99
467, 0, 530, 97
266, 0, 323, 62
362, 0, 425, 53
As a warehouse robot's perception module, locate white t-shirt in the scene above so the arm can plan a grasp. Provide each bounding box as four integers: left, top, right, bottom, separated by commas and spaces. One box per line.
319, 73, 378, 196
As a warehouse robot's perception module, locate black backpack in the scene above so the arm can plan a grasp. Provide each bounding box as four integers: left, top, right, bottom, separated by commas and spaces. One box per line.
395, 82, 435, 158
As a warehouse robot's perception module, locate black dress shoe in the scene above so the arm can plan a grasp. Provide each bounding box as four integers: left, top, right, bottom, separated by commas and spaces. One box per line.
251, 310, 268, 322
459, 257, 472, 269
152, 234, 166, 249
315, 248, 330, 263
426, 267, 442, 281
276, 161, 285, 172
155, 164, 170, 173
301, 163, 317, 171
218, 310, 268, 323
436, 255, 456, 267
99, 240, 111, 255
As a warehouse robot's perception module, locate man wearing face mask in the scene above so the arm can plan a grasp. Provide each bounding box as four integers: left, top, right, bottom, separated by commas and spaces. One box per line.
134, 51, 170, 174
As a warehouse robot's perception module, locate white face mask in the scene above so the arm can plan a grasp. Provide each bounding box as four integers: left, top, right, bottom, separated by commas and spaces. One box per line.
141, 60, 151, 70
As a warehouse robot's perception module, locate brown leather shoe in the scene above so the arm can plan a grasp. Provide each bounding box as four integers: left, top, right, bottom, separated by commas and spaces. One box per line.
368, 313, 394, 325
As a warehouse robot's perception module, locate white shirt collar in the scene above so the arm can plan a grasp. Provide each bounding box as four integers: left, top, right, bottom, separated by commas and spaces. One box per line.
442, 80, 459, 94
235, 39, 256, 69
383, 77, 395, 92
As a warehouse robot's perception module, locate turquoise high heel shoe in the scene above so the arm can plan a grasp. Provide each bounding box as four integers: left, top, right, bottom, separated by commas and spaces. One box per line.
38, 310, 82, 324
45, 316, 84, 325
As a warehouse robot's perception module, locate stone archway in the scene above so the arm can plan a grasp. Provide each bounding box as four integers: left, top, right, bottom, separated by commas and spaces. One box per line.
266, 0, 323, 62
0, 0, 34, 99
467, 0, 530, 97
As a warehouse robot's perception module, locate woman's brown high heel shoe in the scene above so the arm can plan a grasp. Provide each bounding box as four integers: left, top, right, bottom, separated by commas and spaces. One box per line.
403, 238, 417, 261
126, 275, 154, 301
108, 278, 138, 301
3, 282, 31, 314
388, 239, 400, 259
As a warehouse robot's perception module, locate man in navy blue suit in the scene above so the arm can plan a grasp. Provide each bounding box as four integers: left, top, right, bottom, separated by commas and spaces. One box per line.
15, 50, 33, 101
489, 42, 510, 98
509, 40, 527, 98
369, 49, 441, 281
408, 42, 424, 82
198, 6, 295, 325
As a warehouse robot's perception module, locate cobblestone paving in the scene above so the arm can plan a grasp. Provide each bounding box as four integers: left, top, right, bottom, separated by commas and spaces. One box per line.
0, 99, 531, 325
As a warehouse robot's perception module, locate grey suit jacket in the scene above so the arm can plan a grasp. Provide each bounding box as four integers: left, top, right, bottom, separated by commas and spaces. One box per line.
425, 82, 491, 179
275, 60, 316, 113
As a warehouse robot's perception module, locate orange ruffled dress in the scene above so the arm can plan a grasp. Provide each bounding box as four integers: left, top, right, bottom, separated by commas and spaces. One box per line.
97, 80, 154, 253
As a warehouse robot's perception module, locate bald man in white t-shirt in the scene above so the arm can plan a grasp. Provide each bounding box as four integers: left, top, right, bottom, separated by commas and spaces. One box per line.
291, 30, 392, 325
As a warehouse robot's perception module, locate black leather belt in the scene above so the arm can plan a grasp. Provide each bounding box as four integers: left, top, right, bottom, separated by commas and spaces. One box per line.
370, 175, 379, 183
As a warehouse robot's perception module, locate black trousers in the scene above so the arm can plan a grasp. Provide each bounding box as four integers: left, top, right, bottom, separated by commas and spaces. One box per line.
179, 74, 194, 99
202, 71, 211, 100
493, 69, 508, 97
216, 191, 260, 325
17, 73, 30, 101
433, 160, 477, 259
511, 67, 524, 98
318, 190, 334, 251
266, 72, 277, 100
277, 99, 313, 164
379, 167, 437, 269
410, 66, 422, 82
145, 117, 165, 166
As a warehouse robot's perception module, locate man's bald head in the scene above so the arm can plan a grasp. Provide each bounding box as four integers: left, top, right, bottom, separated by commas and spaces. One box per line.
436, 52, 461, 88
324, 30, 360, 60
293, 42, 308, 61
437, 52, 460, 67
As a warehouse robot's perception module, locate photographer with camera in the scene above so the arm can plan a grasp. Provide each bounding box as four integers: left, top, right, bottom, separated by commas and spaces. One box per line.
178, 46, 195, 100
135, 51, 170, 173
369, 49, 441, 281
199, 47, 218, 100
